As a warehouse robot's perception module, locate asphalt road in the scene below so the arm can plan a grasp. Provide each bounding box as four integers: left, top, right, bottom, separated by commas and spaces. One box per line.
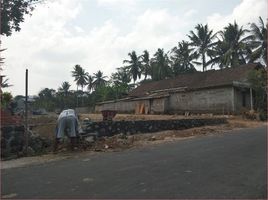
1, 126, 267, 199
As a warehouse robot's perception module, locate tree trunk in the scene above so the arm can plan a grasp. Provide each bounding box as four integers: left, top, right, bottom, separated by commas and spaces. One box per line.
76, 85, 78, 108
202, 53, 206, 72
81, 86, 84, 107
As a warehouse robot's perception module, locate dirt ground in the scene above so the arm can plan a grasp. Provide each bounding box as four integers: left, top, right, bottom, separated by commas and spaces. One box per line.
90, 116, 266, 151
79, 113, 223, 121
29, 113, 265, 140
2, 113, 265, 169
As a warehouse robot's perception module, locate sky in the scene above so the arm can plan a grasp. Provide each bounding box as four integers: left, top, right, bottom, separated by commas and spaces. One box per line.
1, 0, 267, 96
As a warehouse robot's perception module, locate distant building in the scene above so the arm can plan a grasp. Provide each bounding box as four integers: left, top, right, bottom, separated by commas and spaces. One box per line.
95, 63, 264, 115
13, 96, 36, 112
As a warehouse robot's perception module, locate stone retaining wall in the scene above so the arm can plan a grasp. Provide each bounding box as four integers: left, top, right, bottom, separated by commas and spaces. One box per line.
1, 126, 52, 159
1, 118, 227, 159
83, 118, 227, 137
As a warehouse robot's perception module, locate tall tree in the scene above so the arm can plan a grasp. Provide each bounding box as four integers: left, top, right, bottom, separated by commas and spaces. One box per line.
141, 50, 150, 80
171, 41, 197, 75
1, 92, 12, 108
36, 88, 56, 111
38, 88, 56, 99
188, 24, 217, 71
71, 64, 88, 92
123, 51, 142, 84
86, 75, 94, 93
250, 17, 267, 65
111, 67, 132, 97
57, 81, 71, 109
151, 48, 171, 81
248, 68, 267, 116
58, 81, 71, 97
209, 21, 253, 68
0, 77, 13, 88
93, 70, 108, 89
111, 67, 131, 85
71, 64, 88, 107
1, 0, 43, 36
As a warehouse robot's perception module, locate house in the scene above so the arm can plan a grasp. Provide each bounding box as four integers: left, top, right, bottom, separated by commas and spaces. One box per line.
95, 63, 264, 115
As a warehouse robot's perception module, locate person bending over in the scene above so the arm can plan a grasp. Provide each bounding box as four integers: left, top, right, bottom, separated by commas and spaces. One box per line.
54, 109, 79, 151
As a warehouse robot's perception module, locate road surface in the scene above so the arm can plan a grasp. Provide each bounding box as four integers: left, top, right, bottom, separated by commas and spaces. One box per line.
1, 126, 267, 199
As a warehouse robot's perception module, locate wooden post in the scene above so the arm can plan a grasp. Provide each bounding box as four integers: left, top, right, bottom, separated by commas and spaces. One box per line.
25, 69, 28, 155
250, 88, 253, 111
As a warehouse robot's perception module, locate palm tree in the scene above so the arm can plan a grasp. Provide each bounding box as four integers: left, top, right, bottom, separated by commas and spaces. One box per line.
209, 21, 253, 68
141, 50, 150, 80
71, 64, 88, 106
58, 81, 71, 97
250, 17, 267, 65
0, 48, 7, 70
188, 24, 217, 71
171, 41, 197, 75
71, 64, 88, 92
151, 48, 171, 81
0, 78, 13, 88
86, 75, 94, 93
207, 40, 229, 69
58, 81, 71, 109
123, 51, 142, 84
93, 70, 108, 89
111, 67, 131, 85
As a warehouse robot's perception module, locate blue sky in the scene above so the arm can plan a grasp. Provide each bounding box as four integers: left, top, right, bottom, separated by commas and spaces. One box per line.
1, 0, 267, 95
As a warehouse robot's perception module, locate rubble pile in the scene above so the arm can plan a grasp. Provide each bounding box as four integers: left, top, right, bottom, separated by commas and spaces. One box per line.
1, 126, 52, 159
92, 133, 135, 151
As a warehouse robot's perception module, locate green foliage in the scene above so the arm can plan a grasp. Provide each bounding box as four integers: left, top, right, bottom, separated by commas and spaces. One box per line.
247, 68, 267, 113
1, 0, 42, 36
1, 92, 13, 108
0, 78, 13, 88
150, 48, 171, 81
188, 24, 216, 71
123, 51, 142, 83
57, 81, 71, 109
7, 15, 267, 109
92, 70, 108, 90
250, 17, 267, 65
141, 50, 151, 80
33, 88, 78, 111
33, 88, 56, 111
58, 81, 71, 97
86, 75, 94, 93
209, 21, 253, 68
171, 41, 197, 75
71, 64, 88, 91
91, 84, 129, 104
111, 67, 131, 85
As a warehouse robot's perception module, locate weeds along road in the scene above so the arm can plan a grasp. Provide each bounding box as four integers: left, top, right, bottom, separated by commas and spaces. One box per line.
1, 126, 267, 199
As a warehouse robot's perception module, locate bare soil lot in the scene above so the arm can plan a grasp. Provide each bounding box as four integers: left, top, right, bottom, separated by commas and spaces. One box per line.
30, 113, 265, 140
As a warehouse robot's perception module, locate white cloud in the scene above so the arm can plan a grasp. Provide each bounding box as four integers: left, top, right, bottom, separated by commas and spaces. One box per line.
184, 9, 197, 18
114, 9, 186, 55
4, 0, 265, 96
207, 0, 267, 31
2, 5, 189, 95
97, 0, 136, 6
2, 0, 83, 95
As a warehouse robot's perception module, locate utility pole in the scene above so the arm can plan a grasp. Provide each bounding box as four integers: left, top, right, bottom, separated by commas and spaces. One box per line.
25, 69, 29, 155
